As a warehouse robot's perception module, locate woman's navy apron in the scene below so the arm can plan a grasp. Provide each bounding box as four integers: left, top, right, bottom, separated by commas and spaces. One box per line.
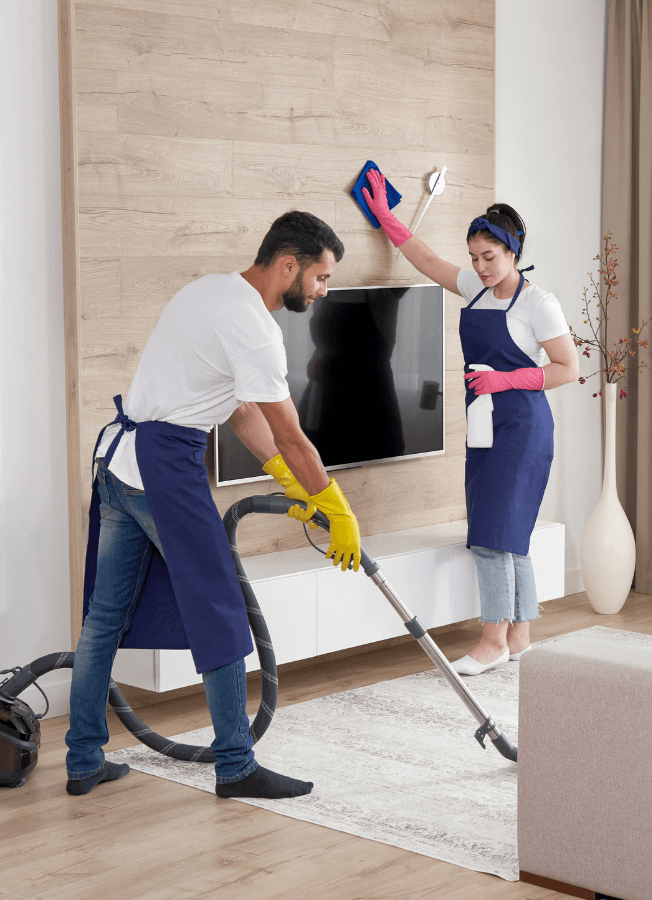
82, 396, 253, 673
460, 274, 554, 556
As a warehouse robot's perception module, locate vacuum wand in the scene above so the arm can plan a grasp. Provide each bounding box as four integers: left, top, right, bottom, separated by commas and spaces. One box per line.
365, 568, 516, 760
259, 495, 517, 762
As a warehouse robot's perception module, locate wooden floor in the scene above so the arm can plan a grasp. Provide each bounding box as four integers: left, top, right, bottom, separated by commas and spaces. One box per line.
3, 589, 651, 900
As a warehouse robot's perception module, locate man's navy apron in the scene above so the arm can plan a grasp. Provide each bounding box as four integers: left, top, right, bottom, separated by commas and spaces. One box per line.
460, 273, 554, 557
82, 396, 253, 673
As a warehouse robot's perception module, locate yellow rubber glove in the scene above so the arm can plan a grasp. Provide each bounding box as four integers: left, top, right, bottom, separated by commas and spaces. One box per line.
262, 454, 317, 526
308, 479, 361, 572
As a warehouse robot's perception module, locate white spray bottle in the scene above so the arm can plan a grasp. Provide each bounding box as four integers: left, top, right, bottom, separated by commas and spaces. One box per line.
466, 364, 494, 448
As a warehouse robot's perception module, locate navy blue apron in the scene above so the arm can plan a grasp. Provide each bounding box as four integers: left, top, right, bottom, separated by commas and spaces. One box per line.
82, 396, 253, 673
460, 274, 554, 556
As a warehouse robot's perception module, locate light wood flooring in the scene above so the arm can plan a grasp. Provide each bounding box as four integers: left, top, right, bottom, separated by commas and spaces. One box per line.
3, 589, 651, 900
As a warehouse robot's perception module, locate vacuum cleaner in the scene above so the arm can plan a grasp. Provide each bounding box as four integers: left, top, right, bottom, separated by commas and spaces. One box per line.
0, 495, 517, 788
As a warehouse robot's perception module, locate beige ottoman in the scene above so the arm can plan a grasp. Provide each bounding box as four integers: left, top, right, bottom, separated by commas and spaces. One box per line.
518, 633, 652, 900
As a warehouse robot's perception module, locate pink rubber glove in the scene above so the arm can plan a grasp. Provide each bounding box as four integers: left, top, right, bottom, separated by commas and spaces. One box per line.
464, 367, 545, 395
361, 169, 413, 248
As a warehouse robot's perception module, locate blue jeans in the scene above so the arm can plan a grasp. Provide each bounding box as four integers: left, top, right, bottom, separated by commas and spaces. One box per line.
470, 545, 541, 624
65, 459, 257, 784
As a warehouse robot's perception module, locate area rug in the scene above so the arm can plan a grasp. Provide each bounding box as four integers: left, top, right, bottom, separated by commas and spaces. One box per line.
107, 626, 645, 881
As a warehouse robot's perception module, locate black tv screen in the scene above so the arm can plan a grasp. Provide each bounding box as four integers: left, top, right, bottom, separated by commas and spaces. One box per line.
216, 283, 444, 485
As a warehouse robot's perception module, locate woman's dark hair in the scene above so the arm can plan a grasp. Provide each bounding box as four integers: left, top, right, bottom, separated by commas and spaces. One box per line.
254, 210, 345, 268
468, 203, 526, 261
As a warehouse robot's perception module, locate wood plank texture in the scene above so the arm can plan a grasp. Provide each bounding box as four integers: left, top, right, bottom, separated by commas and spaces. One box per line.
76, 68, 118, 133
78, 196, 338, 257
59, 0, 86, 647
76, 6, 336, 90
333, 36, 493, 101
228, 0, 398, 41
116, 71, 427, 150
6, 590, 651, 899
83, 0, 232, 18
77, 132, 234, 197
64, 0, 495, 634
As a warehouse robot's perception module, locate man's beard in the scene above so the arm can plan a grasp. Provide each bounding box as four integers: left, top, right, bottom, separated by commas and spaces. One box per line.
282, 268, 311, 313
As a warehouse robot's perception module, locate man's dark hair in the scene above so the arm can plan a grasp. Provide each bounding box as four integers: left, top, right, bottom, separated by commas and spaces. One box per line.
254, 210, 344, 269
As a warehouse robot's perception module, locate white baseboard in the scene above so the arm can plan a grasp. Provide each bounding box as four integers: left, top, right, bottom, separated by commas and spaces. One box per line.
565, 566, 585, 597
13, 671, 71, 720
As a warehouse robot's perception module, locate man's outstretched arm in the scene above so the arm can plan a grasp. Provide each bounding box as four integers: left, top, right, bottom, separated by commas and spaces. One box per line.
226, 399, 328, 494
226, 401, 279, 465
256, 398, 329, 495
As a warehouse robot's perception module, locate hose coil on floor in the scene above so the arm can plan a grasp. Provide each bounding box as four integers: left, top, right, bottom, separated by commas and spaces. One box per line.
0, 496, 283, 764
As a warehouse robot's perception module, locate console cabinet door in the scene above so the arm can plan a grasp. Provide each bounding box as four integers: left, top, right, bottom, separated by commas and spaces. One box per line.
316, 548, 449, 655
110, 525, 564, 691
111, 648, 158, 691
529, 524, 565, 602
449, 544, 482, 623
156, 649, 202, 692
448, 523, 566, 625
245, 572, 318, 673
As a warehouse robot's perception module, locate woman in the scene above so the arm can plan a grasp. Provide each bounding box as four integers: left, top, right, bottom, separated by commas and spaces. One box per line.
363, 170, 578, 674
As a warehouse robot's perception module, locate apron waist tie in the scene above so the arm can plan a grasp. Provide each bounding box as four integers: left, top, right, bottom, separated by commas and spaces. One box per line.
103, 394, 138, 466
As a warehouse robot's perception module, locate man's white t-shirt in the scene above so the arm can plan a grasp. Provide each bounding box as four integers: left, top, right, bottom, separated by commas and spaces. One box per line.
456, 269, 569, 366
96, 272, 291, 489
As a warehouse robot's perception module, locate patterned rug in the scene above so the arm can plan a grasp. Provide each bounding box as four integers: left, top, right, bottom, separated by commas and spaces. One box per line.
107, 626, 639, 881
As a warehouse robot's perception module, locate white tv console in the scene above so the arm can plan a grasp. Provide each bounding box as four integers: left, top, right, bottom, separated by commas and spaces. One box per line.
111, 519, 565, 692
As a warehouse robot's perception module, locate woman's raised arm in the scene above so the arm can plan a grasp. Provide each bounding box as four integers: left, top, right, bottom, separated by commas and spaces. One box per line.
362, 168, 462, 295
397, 235, 461, 295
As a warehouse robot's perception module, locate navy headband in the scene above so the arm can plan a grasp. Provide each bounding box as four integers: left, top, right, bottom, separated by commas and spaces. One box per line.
467, 217, 521, 256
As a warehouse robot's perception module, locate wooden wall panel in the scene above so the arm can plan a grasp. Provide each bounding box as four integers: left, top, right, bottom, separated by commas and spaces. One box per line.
76, 68, 118, 133
62, 0, 495, 643
77, 133, 234, 197
76, 6, 336, 89
227, 0, 398, 41
59, 0, 85, 643
115, 72, 428, 149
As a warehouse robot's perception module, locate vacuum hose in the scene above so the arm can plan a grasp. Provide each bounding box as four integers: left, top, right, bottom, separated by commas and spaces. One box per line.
1, 494, 518, 764
0, 494, 292, 763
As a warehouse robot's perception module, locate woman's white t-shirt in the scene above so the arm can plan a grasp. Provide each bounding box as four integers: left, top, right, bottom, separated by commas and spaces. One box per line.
456, 269, 569, 366
96, 272, 291, 489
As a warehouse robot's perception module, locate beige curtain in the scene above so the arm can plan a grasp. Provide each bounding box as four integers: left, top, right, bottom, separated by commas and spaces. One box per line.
603, 0, 652, 593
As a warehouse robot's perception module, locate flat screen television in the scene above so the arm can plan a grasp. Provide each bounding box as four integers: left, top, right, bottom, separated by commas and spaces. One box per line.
215, 283, 445, 485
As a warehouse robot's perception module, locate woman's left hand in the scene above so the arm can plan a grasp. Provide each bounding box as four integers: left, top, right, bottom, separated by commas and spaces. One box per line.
362, 169, 391, 221
465, 368, 545, 394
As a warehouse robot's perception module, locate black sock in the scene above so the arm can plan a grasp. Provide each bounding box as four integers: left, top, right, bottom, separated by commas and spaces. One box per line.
66, 761, 130, 796
216, 765, 313, 799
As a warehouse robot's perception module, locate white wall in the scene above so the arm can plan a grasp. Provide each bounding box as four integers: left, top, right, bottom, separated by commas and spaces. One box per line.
0, 2, 71, 717
495, 0, 607, 593
0, 2, 607, 720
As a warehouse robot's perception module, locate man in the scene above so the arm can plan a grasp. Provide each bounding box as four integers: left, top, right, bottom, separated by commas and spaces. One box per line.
66, 211, 361, 799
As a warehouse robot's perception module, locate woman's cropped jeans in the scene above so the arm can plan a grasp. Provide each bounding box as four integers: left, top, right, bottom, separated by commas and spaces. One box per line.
65, 460, 257, 784
469, 545, 541, 624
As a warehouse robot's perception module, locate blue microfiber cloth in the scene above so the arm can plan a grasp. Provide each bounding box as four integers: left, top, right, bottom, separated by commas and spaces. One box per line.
351, 160, 402, 229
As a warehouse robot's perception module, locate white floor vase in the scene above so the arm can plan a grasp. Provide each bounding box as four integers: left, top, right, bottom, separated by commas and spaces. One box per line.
580, 382, 636, 614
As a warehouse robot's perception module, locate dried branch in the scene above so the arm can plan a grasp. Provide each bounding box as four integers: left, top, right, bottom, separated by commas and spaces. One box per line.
569, 233, 648, 397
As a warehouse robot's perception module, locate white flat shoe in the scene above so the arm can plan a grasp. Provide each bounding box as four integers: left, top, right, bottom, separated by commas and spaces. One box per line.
451, 647, 509, 676
509, 644, 532, 661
